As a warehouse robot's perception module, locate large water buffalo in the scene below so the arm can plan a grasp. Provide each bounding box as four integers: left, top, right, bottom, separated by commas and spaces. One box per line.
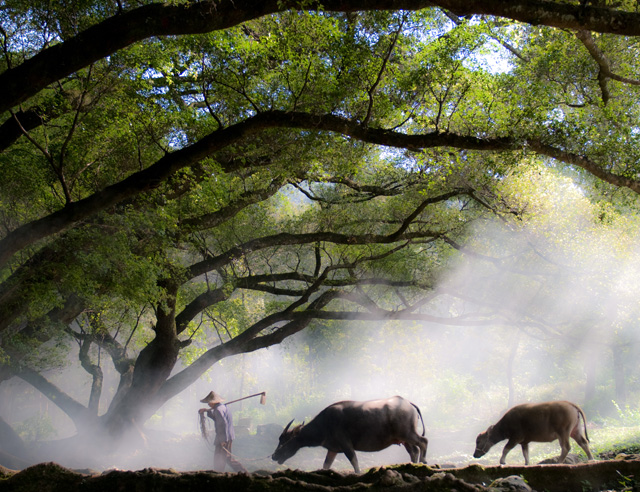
271, 395, 428, 473
473, 400, 594, 465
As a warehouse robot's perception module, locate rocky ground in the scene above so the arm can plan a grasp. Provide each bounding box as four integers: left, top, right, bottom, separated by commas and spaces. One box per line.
3, 457, 640, 492
3, 425, 640, 491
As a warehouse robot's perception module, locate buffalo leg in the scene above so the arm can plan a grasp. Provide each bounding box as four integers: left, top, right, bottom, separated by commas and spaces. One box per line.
571, 431, 594, 460
418, 435, 428, 463
521, 442, 530, 465
323, 451, 338, 470
343, 448, 360, 474
500, 438, 518, 465
558, 435, 571, 463
405, 435, 428, 463
403, 443, 419, 462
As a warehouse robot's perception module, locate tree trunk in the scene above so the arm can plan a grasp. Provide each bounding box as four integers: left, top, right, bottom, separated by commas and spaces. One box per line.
613, 343, 627, 407
103, 287, 181, 439
583, 344, 597, 405
0, 416, 31, 463
79, 339, 104, 415
506, 332, 519, 408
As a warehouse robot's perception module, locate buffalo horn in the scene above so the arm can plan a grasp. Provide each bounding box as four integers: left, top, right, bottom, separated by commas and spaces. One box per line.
283, 418, 295, 433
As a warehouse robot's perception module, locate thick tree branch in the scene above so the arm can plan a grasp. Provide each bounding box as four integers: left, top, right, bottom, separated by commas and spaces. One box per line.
156, 289, 342, 404
175, 287, 229, 335
14, 367, 95, 430
524, 139, 640, 192
79, 338, 103, 415
1, 0, 639, 114
2, 110, 638, 271
576, 30, 640, 86
575, 29, 640, 104
0, 294, 85, 382
180, 176, 287, 231
0, 110, 44, 152
187, 230, 442, 280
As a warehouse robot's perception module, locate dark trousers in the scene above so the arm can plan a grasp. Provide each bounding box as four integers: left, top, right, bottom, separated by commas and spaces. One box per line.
214, 441, 247, 473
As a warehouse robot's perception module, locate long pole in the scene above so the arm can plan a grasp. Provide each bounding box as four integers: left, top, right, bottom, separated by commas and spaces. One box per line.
224, 391, 266, 405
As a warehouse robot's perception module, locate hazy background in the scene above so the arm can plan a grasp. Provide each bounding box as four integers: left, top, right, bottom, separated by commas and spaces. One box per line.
2, 168, 640, 472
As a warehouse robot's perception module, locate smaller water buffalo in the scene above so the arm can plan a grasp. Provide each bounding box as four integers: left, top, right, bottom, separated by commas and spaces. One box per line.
473, 400, 594, 465
271, 396, 428, 473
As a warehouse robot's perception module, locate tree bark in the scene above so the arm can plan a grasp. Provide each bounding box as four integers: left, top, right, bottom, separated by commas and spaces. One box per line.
0, 416, 30, 463
79, 339, 104, 415
583, 343, 598, 405
1, 0, 639, 115
613, 343, 627, 407
506, 331, 519, 408
3, 110, 640, 272
103, 285, 181, 438
14, 367, 96, 432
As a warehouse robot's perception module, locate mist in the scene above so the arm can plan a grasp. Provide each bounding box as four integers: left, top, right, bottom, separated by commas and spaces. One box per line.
3, 166, 640, 472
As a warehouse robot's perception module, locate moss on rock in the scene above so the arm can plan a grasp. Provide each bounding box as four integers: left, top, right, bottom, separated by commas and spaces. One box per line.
5, 459, 640, 492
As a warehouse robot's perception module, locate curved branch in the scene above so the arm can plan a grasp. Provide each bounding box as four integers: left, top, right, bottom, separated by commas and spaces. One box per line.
576, 30, 640, 86
187, 230, 442, 280
1, 0, 639, 114
70, 328, 135, 381
78, 338, 103, 415
2, 110, 639, 270
0, 294, 85, 378
175, 287, 229, 335
575, 29, 640, 105
156, 289, 342, 404
180, 176, 287, 231
525, 139, 640, 192
14, 367, 95, 430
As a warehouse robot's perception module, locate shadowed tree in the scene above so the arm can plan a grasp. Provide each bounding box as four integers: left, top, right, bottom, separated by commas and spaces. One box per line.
2, 0, 640, 462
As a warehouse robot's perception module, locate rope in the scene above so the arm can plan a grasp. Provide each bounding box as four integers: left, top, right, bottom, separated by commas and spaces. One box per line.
226, 449, 273, 463
198, 413, 215, 451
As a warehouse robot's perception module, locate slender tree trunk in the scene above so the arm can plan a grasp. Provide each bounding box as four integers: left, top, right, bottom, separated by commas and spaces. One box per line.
584, 348, 597, 405
79, 339, 103, 415
613, 344, 627, 407
506, 332, 519, 408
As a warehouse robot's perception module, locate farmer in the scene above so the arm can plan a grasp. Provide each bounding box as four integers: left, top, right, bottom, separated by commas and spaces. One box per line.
199, 390, 248, 473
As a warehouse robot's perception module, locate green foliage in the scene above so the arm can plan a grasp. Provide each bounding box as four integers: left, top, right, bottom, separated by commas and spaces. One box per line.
590, 425, 640, 458
612, 401, 640, 427
15, 413, 58, 442
3, 2, 640, 445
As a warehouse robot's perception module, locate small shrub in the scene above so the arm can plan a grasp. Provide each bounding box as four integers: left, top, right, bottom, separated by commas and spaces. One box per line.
15, 414, 57, 442
612, 401, 640, 427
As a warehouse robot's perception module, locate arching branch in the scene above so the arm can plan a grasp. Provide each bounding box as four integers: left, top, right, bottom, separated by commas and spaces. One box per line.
575, 29, 640, 105
1, 0, 640, 114
2, 110, 639, 271
13, 367, 96, 430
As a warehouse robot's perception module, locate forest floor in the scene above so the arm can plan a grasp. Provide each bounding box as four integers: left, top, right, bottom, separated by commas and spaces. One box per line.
3, 456, 640, 492
2, 424, 640, 491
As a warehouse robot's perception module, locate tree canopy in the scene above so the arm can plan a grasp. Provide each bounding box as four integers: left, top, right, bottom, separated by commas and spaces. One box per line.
1, 0, 640, 457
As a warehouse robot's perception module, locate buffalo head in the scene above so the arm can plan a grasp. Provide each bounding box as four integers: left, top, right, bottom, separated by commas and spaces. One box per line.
272, 419, 304, 465
473, 425, 495, 458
